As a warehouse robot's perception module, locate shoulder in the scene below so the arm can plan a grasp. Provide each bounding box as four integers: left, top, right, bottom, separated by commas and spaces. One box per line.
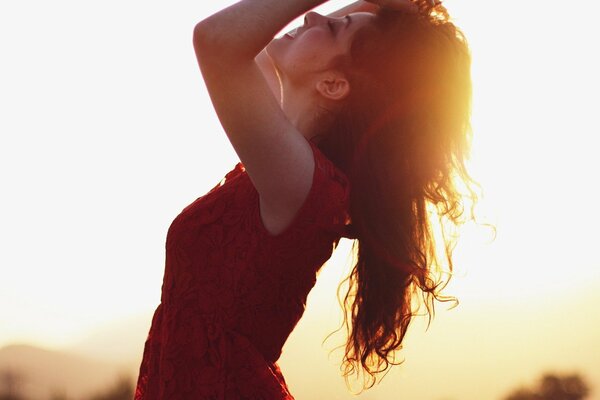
309, 141, 351, 225
314, 142, 348, 182
310, 141, 350, 203
258, 140, 350, 237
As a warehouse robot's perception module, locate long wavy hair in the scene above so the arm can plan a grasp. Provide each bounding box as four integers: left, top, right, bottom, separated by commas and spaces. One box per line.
316, 1, 477, 388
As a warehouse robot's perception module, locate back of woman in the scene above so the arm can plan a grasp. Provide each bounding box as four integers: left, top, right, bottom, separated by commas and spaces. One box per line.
135, 141, 350, 399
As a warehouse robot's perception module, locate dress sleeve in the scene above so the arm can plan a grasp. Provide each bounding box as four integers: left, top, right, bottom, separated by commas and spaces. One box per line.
253, 139, 351, 240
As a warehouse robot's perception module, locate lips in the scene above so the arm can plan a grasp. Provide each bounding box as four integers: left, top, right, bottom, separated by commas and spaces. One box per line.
285, 27, 300, 39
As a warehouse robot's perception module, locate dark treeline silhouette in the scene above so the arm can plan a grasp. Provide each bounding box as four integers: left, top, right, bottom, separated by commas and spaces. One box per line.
1, 367, 593, 400
0, 369, 25, 400
88, 375, 134, 400
503, 373, 591, 400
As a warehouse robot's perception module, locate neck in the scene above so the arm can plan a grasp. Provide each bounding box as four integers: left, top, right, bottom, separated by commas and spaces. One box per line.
259, 51, 333, 141
281, 80, 334, 141
283, 95, 314, 139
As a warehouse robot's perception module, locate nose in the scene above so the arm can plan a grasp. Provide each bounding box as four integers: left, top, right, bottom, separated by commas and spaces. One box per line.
304, 11, 328, 26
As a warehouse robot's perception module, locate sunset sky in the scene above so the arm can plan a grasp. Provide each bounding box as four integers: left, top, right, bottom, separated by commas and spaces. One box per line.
1, 0, 599, 399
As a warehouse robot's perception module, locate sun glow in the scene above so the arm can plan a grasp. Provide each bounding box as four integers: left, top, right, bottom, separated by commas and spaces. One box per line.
1, 1, 599, 398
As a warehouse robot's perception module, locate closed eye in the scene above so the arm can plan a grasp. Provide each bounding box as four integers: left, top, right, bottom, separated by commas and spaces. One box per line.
327, 20, 335, 34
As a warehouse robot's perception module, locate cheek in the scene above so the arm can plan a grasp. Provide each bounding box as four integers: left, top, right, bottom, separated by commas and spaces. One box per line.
268, 32, 336, 77
289, 40, 334, 71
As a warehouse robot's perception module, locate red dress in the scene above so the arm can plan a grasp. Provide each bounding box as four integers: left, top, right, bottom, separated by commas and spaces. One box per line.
134, 141, 350, 400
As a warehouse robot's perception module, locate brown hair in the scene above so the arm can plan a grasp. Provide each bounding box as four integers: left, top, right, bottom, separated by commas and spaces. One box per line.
316, 2, 477, 388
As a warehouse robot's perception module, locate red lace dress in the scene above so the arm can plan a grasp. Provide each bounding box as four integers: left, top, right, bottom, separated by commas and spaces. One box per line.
134, 141, 350, 400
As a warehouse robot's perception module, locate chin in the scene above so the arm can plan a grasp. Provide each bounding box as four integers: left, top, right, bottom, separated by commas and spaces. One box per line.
266, 40, 284, 61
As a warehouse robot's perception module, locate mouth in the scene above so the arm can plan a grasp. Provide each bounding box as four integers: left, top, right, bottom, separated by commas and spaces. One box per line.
285, 27, 300, 39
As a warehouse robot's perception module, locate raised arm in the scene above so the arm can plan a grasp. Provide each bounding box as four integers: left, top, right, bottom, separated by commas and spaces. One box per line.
326, 0, 378, 17
193, 0, 328, 235
193, 0, 418, 235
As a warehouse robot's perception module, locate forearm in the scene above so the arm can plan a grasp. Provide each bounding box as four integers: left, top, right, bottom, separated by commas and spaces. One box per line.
194, 0, 326, 62
326, 0, 378, 17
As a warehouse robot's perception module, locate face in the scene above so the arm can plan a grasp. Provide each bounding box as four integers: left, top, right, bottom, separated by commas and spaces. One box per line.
267, 12, 376, 85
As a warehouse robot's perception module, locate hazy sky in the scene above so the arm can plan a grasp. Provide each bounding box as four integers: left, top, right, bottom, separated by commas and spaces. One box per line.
1, 0, 599, 399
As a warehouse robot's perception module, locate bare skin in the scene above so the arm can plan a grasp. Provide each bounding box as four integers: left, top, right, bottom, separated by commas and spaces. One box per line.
254, 1, 380, 104
193, 0, 418, 235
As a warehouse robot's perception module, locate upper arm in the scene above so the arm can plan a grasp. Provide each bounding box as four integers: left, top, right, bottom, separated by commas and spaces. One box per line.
193, 26, 315, 233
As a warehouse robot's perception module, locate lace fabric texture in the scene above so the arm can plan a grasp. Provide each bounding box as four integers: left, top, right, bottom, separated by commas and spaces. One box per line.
134, 141, 350, 400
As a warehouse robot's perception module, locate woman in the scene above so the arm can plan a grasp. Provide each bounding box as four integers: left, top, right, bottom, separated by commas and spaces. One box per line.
134, 0, 475, 398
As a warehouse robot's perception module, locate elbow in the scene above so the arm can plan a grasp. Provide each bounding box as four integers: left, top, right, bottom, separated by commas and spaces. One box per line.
193, 20, 215, 57
192, 20, 237, 64
193, 19, 257, 64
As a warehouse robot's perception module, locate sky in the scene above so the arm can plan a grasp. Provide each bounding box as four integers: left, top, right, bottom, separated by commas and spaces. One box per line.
1, 0, 599, 399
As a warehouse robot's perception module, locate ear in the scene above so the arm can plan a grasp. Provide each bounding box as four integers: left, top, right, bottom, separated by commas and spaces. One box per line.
315, 73, 350, 102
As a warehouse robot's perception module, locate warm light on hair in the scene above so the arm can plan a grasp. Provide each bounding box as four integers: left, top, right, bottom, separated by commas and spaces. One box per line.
316, 2, 478, 389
